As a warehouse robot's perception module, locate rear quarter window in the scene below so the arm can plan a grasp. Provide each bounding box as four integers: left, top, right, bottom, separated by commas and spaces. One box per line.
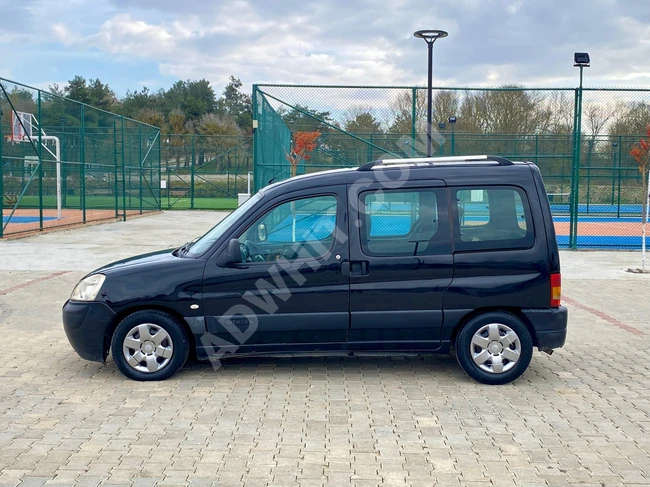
454, 186, 534, 251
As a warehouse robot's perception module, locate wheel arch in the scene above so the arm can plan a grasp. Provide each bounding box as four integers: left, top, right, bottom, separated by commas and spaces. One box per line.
448, 307, 538, 350
103, 305, 197, 361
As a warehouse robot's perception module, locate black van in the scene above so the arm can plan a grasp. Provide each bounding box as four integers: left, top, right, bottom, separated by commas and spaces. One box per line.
62, 155, 567, 384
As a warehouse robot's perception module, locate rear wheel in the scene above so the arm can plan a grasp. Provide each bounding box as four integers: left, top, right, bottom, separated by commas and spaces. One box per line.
111, 310, 189, 381
455, 312, 532, 385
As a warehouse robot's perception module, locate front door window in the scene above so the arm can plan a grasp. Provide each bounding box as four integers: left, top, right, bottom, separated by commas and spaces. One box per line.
238, 195, 338, 262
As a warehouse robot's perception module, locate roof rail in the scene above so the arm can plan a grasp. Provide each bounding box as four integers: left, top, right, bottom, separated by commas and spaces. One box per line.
357, 155, 514, 171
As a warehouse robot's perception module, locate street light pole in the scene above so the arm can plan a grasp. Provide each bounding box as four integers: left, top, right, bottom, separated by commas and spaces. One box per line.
414, 30, 448, 157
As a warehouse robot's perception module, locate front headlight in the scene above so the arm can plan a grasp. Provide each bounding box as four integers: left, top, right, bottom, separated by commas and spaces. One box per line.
71, 274, 106, 301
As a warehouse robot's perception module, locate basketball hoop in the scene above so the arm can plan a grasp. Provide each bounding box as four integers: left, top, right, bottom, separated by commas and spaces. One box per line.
11, 111, 33, 143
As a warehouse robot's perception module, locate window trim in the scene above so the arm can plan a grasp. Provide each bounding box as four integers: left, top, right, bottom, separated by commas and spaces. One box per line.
451, 185, 535, 253
235, 192, 340, 265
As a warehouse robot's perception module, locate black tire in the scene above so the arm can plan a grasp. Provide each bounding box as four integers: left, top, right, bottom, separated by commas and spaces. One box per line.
455, 312, 533, 385
111, 310, 189, 381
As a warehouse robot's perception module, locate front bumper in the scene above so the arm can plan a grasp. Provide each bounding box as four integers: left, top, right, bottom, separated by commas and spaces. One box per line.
522, 306, 568, 350
62, 300, 116, 362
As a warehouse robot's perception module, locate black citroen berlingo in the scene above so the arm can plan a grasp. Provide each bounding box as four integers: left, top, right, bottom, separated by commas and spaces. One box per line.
63, 155, 567, 384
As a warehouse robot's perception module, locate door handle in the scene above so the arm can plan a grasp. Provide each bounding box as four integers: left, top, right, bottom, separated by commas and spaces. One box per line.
340, 261, 350, 276
349, 260, 369, 276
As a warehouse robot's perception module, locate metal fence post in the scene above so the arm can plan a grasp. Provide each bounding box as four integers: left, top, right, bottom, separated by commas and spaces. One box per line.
121, 116, 126, 221
139, 124, 143, 214
38, 91, 43, 230
113, 117, 119, 218
610, 142, 616, 205
80, 105, 86, 223
617, 136, 622, 218
451, 124, 455, 156
569, 88, 581, 248
252, 84, 258, 192
411, 88, 416, 158
586, 139, 592, 214
191, 134, 195, 209
573, 82, 584, 247
158, 131, 162, 210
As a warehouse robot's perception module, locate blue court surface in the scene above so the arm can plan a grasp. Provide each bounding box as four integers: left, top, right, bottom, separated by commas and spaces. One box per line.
2, 216, 56, 224
556, 235, 650, 249
550, 203, 645, 214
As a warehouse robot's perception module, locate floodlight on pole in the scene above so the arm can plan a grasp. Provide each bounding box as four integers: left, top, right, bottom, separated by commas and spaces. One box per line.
414, 29, 448, 157
569, 52, 590, 248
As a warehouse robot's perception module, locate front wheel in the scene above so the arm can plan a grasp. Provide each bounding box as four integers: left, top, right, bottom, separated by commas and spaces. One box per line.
455, 312, 533, 385
111, 310, 189, 381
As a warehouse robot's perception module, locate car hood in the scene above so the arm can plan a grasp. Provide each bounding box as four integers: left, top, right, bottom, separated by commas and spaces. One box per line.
93, 249, 180, 275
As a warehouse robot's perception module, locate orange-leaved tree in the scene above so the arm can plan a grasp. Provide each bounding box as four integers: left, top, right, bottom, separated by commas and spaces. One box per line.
630, 125, 650, 272
286, 131, 320, 177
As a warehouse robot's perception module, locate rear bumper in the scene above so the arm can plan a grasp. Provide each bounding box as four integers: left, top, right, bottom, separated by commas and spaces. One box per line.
522, 306, 568, 350
62, 300, 116, 362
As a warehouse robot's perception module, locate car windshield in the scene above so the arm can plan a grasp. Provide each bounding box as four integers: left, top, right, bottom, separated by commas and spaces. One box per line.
185, 192, 264, 257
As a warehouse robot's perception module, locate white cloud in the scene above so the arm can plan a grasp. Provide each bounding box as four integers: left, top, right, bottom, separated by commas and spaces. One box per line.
507, 0, 523, 15
2, 0, 650, 96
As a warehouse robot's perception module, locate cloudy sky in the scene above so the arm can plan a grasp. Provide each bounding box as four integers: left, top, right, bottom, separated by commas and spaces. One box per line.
1, 0, 649, 96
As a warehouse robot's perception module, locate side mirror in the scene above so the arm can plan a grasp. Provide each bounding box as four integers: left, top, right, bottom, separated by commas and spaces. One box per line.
217, 239, 242, 267
257, 223, 267, 242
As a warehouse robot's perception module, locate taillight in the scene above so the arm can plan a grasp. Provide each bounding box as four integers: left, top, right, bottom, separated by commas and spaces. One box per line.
550, 273, 561, 307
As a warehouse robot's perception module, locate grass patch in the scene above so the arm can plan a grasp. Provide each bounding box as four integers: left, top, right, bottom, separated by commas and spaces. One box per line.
9, 195, 238, 211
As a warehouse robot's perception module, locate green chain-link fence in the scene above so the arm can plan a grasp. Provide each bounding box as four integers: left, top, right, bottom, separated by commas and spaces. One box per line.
1, 77, 161, 238
161, 134, 252, 210
253, 84, 650, 249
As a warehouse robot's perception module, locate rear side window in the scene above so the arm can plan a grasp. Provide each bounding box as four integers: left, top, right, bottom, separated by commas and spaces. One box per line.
360, 189, 450, 256
454, 186, 534, 251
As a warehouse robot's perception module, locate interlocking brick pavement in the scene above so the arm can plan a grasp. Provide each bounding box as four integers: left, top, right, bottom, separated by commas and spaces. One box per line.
1, 212, 649, 486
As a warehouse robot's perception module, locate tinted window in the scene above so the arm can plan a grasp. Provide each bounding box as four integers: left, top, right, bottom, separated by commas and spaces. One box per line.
455, 186, 533, 250
360, 189, 450, 256
239, 195, 337, 262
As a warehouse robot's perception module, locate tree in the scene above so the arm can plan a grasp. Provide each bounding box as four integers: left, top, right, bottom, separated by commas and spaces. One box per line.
331, 109, 385, 163
543, 92, 574, 135
459, 87, 548, 135
163, 80, 216, 120
610, 102, 650, 137
280, 105, 333, 133
389, 90, 427, 134
65, 76, 90, 104
165, 109, 189, 168
343, 109, 383, 134
433, 90, 460, 128
215, 76, 252, 133
629, 126, 650, 272
135, 108, 165, 128
122, 87, 163, 118
196, 113, 243, 171
64, 76, 116, 111
285, 131, 320, 177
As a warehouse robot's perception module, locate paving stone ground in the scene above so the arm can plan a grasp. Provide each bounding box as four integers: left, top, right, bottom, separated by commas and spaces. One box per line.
0, 211, 649, 487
